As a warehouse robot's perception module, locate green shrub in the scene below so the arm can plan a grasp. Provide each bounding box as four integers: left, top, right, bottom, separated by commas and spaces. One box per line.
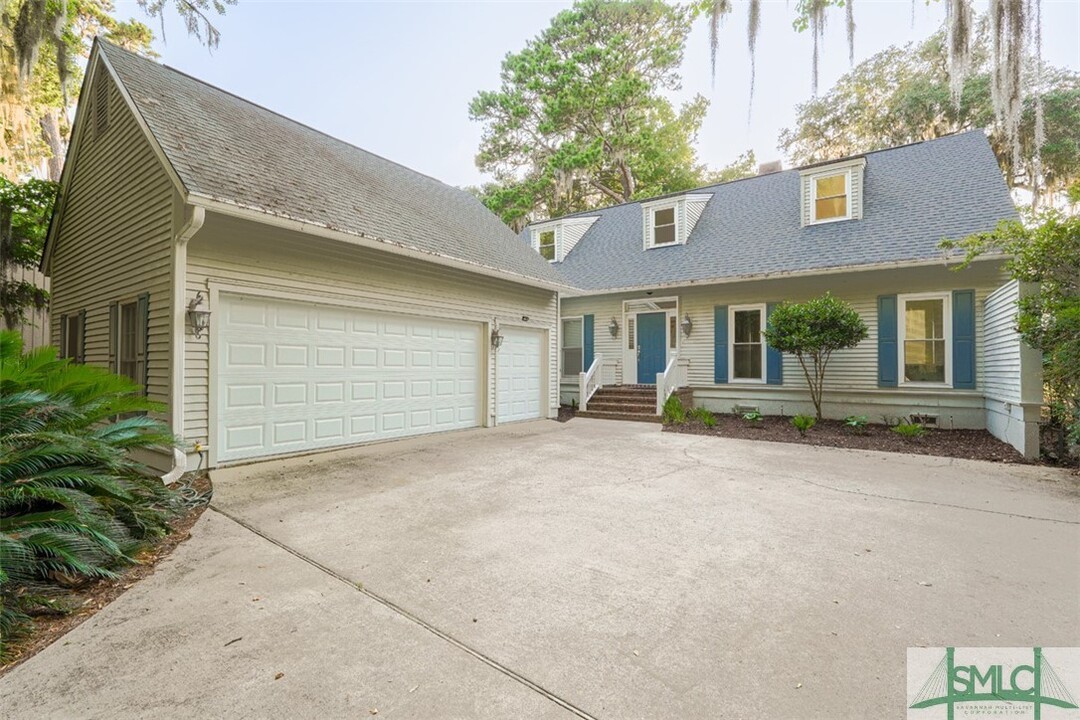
662, 395, 687, 424
892, 422, 927, 439
691, 406, 717, 427
791, 414, 816, 435
0, 332, 178, 652
844, 415, 869, 432
762, 294, 869, 420
742, 410, 763, 423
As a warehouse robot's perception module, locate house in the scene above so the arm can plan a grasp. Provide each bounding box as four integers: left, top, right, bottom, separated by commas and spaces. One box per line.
45, 41, 1041, 473
528, 131, 1042, 459
43, 40, 565, 475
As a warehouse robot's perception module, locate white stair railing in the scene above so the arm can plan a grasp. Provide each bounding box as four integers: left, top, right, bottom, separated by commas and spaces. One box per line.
578, 354, 604, 412
656, 354, 688, 415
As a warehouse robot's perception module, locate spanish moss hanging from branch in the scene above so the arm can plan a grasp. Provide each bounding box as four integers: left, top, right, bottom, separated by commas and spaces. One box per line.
702, 0, 1046, 197
747, 0, 760, 117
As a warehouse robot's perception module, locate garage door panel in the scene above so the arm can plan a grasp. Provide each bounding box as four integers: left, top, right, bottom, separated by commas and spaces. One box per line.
496, 328, 544, 424
217, 294, 482, 462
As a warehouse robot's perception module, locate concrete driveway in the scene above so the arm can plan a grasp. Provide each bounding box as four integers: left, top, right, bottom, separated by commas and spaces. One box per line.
3, 419, 1079, 719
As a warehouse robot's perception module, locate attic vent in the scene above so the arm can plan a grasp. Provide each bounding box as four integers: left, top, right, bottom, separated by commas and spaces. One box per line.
94, 75, 110, 138
757, 160, 783, 175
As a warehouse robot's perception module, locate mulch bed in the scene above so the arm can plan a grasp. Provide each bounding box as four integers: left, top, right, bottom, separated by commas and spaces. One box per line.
557, 405, 576, 423
0, 473, 213, 677
665, 414, 1030, 464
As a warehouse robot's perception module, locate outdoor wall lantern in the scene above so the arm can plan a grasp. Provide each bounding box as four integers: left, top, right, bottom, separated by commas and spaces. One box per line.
608, 317, 619, 338
187, 291, 211, 339
490, 324, 504, 350
680, 313, 693, 338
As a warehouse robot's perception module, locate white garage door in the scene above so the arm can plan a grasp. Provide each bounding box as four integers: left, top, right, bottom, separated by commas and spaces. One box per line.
496, 327, 543, 423
216, 294, 482, 462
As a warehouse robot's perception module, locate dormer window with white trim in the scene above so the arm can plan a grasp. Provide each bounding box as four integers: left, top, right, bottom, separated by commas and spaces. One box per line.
642, 194, 712, 250
538, 229, 556, 261
800, 157, 866, 227
529, 216, 599, 263
812, 171, 849, 222
651, 205, 678, 246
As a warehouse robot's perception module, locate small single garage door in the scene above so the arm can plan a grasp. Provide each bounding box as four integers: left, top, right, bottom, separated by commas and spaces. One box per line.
216, 293, 482, 462
496, 327, 543, 423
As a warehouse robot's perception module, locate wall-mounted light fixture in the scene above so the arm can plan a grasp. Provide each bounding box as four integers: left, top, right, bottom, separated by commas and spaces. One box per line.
187, 291, 211, 339
490, 324, 503, 350
680, 313, 693, 338
608, 317, 619, 338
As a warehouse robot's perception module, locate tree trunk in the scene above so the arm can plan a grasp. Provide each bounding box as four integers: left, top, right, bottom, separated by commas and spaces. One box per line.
39, 109, 65, 181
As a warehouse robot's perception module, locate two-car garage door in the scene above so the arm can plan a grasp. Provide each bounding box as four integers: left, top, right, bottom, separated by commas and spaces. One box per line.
215, 293, 542, 463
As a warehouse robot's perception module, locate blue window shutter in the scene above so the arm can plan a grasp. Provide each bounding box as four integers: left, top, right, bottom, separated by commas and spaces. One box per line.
765, 303, 783, 385
583, 314, 594, 372
877, 295, 898, 387
714, 306, 728, 384
952, 289, 976, 389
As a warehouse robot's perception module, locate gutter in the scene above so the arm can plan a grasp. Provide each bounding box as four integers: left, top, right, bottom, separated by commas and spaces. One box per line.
161, 206, 205, 484
559, 254, 1010, 298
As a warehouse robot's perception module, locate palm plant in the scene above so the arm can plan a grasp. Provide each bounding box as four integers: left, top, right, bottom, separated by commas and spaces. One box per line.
1, 331, 177, 650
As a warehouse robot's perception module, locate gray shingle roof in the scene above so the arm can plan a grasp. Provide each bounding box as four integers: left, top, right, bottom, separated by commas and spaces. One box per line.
537, 131, 1016, 292
97, 40, 561, 287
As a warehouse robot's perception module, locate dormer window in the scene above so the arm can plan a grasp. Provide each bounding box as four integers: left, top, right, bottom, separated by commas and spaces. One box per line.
812, 172, 849, 221
642, 194, 711, 250
538, 230, 556, 261
800, 157, 865, 227
529, 216, 599, 263
651, 206, 677, 246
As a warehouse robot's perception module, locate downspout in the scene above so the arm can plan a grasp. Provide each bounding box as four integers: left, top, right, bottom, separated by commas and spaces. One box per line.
161, 206, 205, 484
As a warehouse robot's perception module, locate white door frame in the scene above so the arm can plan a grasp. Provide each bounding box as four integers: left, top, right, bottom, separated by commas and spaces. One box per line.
622, 297, 679, 385
494, 324, 548, 425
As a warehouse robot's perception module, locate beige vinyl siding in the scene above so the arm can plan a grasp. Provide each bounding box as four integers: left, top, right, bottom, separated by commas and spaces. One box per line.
48, 63, 177, 412
560, 218, 598, 260
183, 213, 558, 448
982, 280, 1025, 403
561, 261, 1008, 397
684, 197, 709, 239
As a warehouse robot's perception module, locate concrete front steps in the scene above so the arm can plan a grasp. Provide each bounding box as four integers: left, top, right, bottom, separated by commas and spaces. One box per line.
576, 385, 660, 423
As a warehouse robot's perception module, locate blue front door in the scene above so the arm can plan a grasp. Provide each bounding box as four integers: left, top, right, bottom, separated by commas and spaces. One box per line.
636, 312, 667, 385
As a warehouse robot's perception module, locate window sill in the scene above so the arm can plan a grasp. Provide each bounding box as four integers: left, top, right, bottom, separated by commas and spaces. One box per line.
807, 215, 853, 225
728, 378, 767, 385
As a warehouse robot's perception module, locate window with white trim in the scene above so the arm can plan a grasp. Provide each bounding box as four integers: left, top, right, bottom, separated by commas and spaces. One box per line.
899, 293, 950, 384
812, 171, 850, 222
650, 206, 677, 247
729, 304, 766, 382
537, 230, 556, 261
561, 317, 583, 377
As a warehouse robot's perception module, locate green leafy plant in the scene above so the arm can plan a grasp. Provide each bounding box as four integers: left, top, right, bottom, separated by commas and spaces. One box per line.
691, 406, 717, 427
763, 294, 869, 421
0, 331, 178, 652
791, 414, 816, 436
742, 410, 763, 423
943, 210, 1080, 459
892, 422, 927, 439
662, 394, 687, 425
844, 415, 869, 433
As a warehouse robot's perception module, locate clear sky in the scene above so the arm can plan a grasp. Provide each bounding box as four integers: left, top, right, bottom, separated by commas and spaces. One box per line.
116, 0, 1080, 188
